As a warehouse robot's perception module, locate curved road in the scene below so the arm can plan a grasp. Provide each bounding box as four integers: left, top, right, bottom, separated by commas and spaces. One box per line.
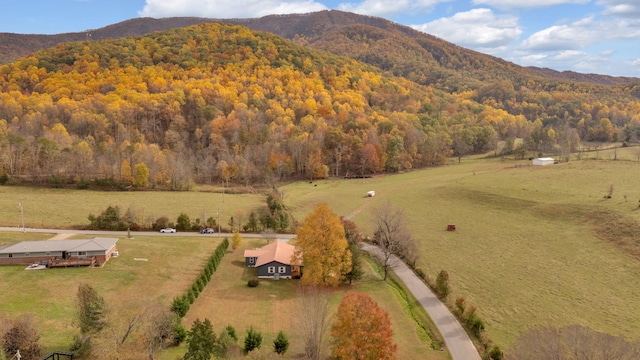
2, 227, 479, 359
361, 243, 481, 360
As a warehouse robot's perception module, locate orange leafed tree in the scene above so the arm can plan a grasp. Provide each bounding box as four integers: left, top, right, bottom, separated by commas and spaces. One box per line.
295, 203, 351, 287
331, 291, 397, 360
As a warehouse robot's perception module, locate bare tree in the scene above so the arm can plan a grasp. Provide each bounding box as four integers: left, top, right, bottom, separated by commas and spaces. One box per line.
506, 325, 640, 360
295, 286, 331, 360
142, 305, 178, 360
2, 315, 41, 360
372, 201, 418, 280
261, 228, 276, 244
92, 303, 147, 360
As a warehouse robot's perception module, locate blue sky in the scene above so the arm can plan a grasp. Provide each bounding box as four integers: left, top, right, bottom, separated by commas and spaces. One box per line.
0, 0, 638, 77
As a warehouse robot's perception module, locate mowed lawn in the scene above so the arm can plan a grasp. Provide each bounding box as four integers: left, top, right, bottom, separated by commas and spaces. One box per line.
280, 151, 640, 349
0, 233, 221, 353
176, 237, 447, 360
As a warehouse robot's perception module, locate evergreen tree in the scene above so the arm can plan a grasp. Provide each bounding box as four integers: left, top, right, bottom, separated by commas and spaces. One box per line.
76, 283, 107, 334
273, 330, 289, 356
344, 241, 364, 284
183, 318, 216, 360
244, 326, 263, 353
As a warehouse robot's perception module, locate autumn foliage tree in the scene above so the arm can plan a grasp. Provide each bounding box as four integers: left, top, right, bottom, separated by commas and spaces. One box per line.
331, 291, 397, 360
295, 204, 352, 287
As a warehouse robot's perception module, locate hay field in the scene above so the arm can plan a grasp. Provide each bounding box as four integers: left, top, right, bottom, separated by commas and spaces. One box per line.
0, 186, 264, 229
281, 151, 640, 349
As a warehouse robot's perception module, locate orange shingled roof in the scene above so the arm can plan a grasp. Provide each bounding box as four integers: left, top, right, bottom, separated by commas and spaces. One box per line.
243, 241, 301, 267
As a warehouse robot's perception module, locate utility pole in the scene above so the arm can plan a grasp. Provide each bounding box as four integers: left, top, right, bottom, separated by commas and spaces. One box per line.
18, 199, 25, 233
217, 208, 221, 236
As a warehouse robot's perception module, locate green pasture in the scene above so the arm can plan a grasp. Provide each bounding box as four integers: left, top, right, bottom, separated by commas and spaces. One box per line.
0, 186, 264, 229
281, 149, 640, 349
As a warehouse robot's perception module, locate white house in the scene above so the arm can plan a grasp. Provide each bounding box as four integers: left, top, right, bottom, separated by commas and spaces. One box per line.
532, 157, 555, 166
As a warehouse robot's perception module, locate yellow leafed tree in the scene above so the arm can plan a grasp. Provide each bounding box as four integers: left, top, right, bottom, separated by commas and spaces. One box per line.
295, 204, 351, 287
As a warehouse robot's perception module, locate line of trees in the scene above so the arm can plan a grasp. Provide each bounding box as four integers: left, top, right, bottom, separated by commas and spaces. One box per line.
172, 238, 229, 318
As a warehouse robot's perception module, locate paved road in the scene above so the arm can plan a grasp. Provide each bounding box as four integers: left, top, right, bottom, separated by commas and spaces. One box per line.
0, 227, 296, 242
361, 243, 482, 360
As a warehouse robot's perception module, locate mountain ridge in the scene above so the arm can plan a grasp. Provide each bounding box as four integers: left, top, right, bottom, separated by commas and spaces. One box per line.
0, 11, 636, 87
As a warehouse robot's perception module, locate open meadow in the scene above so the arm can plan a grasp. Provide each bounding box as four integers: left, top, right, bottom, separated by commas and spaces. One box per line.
281, 147, 640, 349
2, 146, 640, 354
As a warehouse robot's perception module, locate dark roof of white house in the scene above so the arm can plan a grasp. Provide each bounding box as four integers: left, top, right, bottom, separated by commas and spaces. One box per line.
0, 237, 118, 254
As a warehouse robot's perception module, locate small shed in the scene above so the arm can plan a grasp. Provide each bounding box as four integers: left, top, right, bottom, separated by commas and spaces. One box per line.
532, 157, 555, 166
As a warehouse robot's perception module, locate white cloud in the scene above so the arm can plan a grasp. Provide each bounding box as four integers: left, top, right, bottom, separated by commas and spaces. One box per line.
411, 8, 521, 48
337, 0, 448, 16
472, 0, 589, 9
522, 24, 592, 51
598, 0, 640, 18
139, 0, 327, 18
521, 15, 640, 51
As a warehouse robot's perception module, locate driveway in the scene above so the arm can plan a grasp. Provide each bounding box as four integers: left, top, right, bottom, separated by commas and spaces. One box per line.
361, 243, 482, 360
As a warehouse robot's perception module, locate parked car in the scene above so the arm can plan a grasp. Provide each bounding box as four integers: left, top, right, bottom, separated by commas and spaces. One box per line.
200, 228, 215, 234
160, 228, 176, 233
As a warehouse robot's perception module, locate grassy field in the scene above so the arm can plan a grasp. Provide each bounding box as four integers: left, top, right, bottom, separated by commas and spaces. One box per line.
3, 147, 640, 354
0, 234, 219, 353
280, 149, 640, 349
0, 186, 265, 229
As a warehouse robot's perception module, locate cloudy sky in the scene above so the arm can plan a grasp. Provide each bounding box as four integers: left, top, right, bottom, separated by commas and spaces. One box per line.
0, 0, 638, 77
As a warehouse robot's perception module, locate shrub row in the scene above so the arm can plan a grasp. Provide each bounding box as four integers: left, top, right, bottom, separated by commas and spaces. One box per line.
414, 267, 502, 359
171, 238, 229, 318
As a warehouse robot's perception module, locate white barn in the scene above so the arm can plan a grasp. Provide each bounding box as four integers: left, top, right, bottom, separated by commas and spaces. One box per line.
532, 157, 555, 166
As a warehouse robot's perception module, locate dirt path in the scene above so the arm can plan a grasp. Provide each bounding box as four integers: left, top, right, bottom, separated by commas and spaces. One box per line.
361, 243, 482, 360
48, 233, 75, 240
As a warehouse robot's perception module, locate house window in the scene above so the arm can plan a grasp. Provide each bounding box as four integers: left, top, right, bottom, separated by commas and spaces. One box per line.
249, 257, 255, 264
267, 266, 275, 273
278, 266, 286, 273
78, 251, 87, 256
24, 253, 30, 256
8, 254, 12, 258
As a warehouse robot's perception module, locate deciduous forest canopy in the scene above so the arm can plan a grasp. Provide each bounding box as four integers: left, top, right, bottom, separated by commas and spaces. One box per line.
0, 13, 638, 189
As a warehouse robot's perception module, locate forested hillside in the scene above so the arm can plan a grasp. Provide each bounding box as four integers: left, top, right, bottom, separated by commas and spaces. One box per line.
0, 21, 639, 189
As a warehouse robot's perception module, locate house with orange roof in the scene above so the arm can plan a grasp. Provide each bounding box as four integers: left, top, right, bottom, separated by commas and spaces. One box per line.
244, 241, 302, 279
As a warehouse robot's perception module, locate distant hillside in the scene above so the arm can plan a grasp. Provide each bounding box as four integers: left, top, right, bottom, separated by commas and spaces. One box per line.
527, 67, 638, 86
1, 11, 637, 88
0, 15, 639, 190
0, 17, 218, 65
